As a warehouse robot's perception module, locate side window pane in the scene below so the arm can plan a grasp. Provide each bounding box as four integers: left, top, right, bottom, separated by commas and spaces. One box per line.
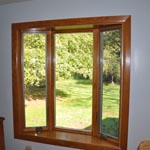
23, 33, 47, 127
100, 29, 121, 138
55, 33, 93, 130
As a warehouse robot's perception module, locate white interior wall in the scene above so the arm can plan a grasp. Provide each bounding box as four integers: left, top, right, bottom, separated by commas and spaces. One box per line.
0, 0, 150, 149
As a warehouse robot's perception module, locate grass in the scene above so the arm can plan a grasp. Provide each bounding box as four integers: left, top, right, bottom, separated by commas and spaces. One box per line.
25, 79, 120, 137
25, 104, 46, 127
56, 80, 92, 129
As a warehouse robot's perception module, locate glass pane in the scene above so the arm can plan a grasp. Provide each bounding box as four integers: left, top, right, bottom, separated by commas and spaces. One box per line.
23, 33, 47, 127
55, 33, 93, 130
100, 29, 121, 138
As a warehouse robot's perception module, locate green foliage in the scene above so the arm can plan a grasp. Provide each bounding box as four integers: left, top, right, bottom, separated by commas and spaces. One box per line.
102, 118, 119, 137
103, 29, 121, 83
55, 33, 93, 80
24, 33, 46, 88
23, 30, 121, 88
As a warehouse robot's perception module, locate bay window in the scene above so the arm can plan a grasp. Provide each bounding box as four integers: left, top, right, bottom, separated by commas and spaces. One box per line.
12, 16, 131, 150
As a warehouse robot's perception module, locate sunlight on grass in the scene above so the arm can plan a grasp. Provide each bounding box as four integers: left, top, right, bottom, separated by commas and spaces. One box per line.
101, 83, 120, 137
102, 84, 120, 118
25, 80, 120, 133
25, 102, 46, 127
56, 79, 92, 130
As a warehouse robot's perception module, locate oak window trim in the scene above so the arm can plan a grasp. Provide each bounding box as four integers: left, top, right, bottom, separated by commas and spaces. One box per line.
12, 16, 131, 150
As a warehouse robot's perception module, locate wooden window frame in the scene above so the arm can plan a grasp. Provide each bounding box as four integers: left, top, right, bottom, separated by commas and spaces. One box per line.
12, 16, 131, 150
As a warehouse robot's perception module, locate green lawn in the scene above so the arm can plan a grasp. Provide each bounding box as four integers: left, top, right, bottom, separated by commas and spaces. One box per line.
56, 80, 92, 130
25, 79, 120, 137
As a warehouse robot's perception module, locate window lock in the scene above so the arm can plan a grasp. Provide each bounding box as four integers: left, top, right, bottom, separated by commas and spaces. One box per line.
35, 127, 43, 136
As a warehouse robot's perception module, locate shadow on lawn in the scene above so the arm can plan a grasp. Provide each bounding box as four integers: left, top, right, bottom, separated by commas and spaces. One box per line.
84, 117, 119, 137
56, 89, 70, 97
26, 87, 71, 100
76, 80, 92, 85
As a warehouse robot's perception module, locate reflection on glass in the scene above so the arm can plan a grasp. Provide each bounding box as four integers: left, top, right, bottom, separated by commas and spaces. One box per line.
23, 33, 47, 127
55, 33, 93, 130
100, 29, 121, 138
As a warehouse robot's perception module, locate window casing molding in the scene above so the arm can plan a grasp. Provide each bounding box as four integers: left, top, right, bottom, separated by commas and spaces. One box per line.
12, 16, 131, 150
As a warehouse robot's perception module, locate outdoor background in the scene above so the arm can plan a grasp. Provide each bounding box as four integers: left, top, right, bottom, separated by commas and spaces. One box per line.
24, 30, 121, 138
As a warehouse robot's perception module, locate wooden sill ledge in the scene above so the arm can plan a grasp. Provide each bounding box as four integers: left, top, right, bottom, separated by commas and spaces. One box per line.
15, 131, 121, 150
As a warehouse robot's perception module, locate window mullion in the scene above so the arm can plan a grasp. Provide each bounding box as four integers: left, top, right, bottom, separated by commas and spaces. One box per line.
92, 28, 100, 137
46, 31, 55, 131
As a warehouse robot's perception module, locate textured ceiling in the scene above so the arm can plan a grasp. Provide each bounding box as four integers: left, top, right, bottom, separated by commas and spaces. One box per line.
0, 0, 31, 5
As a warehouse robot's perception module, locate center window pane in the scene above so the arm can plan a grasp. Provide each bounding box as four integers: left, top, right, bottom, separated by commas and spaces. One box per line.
55, 33, 93, 130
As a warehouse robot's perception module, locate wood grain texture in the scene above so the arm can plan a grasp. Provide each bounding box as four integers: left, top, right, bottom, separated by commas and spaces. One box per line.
119, 16, 131, 150
19, 131, 120, 150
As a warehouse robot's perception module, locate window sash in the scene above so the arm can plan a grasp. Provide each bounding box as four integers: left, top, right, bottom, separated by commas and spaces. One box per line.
99, 28, 122, 139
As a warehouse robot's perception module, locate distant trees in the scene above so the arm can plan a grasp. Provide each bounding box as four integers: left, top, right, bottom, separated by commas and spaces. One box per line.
102, 30, 121, 83
55, 33, 93, 80
24, 34, 46, 87
23, 30, 121, 88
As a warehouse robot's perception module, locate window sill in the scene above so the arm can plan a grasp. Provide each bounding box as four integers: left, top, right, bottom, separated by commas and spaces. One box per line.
15, 131, 121, 150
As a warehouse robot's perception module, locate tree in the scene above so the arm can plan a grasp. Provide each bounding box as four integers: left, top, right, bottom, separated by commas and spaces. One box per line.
24, 33, 46, 88
23, 30, 121, 88
103, 29, 121, 83
55, 33, 93, 80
